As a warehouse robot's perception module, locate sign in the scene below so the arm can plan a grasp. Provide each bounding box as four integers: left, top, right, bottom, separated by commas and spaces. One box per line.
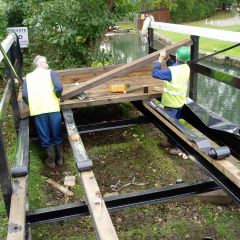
7, 27, 29, 48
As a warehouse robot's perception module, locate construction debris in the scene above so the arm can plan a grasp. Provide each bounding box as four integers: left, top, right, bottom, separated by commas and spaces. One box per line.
111, 177, 147, 192
64, 176, 76, 187
46, 178, 74, 197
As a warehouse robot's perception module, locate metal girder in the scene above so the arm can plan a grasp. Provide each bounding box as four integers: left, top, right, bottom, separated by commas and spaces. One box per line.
132, 101, 240, 205
27, 181, 219, 225
77, 116, 150, 134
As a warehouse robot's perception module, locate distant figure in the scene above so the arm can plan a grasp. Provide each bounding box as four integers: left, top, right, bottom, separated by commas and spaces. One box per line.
22, 55, 63, 168
152, 47, 190, 155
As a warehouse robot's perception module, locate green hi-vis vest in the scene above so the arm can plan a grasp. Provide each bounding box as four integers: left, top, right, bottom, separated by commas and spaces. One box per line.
161, 64, 190, 108
26, 69, 60, 116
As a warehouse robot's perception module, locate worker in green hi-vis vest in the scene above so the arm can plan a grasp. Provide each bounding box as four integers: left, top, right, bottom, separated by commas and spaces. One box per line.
22, 55, 63, 169
152, 47, 190, 155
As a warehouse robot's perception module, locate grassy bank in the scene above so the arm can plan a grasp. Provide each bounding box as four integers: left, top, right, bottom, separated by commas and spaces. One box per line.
155, 23, 240, 58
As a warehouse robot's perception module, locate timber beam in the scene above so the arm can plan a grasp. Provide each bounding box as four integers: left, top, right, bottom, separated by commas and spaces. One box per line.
61, 39, 193, 100
7, 119, 29, 240
62, 109, 119, 240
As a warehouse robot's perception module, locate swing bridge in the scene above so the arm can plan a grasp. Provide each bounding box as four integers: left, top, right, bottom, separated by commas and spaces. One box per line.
0, 21, 240, 239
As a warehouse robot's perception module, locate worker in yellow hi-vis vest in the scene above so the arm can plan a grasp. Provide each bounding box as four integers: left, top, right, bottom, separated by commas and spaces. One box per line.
22, 55, 63, 168
152, 47, 190, 155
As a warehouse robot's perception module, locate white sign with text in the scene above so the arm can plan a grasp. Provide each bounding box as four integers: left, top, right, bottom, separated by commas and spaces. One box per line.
7, 27, 29, 48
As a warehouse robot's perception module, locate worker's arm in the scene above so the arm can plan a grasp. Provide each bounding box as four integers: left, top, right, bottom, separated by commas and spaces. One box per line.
22, 79, 29, 105
151, 62, 172, 81
50, 70, 63, 98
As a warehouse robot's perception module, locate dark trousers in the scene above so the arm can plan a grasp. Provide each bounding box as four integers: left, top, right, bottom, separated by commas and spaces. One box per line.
164, 106, 182, 147
34, 112, 63, 148
164, 106, 182, 120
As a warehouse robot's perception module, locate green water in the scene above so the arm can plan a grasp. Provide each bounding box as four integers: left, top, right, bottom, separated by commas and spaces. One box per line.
102, 33, 240, 124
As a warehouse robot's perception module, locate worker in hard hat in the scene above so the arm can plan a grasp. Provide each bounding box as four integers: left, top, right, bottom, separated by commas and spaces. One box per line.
22, 55, 63, 168
151, 47, 190, 155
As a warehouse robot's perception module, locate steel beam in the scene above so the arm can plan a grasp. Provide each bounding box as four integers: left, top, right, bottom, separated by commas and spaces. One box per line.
132, 101, 240, 205
27, 181, 219, 225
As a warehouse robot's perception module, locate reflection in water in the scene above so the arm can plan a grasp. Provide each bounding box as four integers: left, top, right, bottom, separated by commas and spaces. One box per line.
101, 33, 147, 64
197, 62, 240, 124
102, 33, 240, 124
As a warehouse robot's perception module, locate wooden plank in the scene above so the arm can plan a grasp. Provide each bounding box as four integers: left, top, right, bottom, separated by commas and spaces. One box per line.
63, 75, 160, 91
7, 177, 27, 240
62, 109, 118, 240
143, 103, 240, 188
61, 39, 192, 100
59, 64, 153, 84
7, 118, 29, 240
61, 91, 162, 109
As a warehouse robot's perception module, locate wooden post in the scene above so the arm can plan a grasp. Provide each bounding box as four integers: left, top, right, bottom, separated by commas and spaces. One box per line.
0, 128, 12, 215
189, 35, 199, 101
148, 28, 154, 54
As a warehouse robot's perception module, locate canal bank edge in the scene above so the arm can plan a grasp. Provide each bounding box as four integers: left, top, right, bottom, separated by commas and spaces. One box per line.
154, 32, 240, 68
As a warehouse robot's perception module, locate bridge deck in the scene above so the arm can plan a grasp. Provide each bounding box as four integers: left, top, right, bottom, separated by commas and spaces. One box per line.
18, 64, 163, 110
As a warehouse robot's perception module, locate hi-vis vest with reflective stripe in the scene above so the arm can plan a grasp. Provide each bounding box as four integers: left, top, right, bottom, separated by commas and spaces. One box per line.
26, 69, 60, 116
161, 64, 190, 108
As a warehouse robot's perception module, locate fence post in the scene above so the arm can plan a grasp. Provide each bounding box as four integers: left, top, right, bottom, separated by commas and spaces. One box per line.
148, 28, 154, 54
189, 35, 199, 101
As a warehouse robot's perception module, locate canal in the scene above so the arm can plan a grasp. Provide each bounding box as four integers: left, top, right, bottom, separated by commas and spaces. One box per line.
102, 33, 240, 124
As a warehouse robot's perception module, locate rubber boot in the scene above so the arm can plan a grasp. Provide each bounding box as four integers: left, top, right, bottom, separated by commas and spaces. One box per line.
45, 145, 56, 169
55, 144, 63, 165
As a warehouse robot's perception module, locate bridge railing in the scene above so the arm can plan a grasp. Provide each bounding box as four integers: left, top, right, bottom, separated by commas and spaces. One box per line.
0, 33, 23, 215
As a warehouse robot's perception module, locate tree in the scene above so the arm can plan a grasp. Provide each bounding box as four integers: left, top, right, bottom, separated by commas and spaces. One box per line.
0, 1, 7, 41
4, 0, 134, 69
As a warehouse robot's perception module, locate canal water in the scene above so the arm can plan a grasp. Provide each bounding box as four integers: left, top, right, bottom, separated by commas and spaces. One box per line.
102, 33, 240, 124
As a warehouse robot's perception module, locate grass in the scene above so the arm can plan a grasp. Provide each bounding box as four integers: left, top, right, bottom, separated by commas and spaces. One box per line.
118, 22, 137, 31
155, 17, 240, 58
205, 10, 236, 20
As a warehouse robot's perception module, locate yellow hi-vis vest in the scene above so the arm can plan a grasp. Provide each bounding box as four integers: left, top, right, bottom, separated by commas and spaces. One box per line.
161, 64, 190, 108
26, 69, 60, 116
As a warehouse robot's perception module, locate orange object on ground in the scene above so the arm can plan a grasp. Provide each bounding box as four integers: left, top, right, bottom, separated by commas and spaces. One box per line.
109, 83, 130, 93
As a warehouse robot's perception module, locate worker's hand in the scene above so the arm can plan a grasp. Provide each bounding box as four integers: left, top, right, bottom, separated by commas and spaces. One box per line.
158, 50, 167, 62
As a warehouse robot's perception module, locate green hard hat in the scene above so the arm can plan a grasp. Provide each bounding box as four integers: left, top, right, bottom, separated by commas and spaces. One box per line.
176, 47, 190, 61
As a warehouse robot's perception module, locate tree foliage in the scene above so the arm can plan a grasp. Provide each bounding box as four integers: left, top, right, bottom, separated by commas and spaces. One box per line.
0, 1, 7, 41
5, 0, 134, 69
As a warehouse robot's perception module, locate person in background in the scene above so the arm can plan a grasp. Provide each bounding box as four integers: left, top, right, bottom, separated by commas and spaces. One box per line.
152, 47, 190, 155
23, 55, 63, 168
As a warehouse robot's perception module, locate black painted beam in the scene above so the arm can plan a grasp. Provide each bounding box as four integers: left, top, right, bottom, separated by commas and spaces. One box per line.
27, 181, 219, 225
133, 101, 240, 205
77, 116, 150, 134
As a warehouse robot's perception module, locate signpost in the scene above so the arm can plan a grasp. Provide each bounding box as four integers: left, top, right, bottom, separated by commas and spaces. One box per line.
7, 27, 29, 48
